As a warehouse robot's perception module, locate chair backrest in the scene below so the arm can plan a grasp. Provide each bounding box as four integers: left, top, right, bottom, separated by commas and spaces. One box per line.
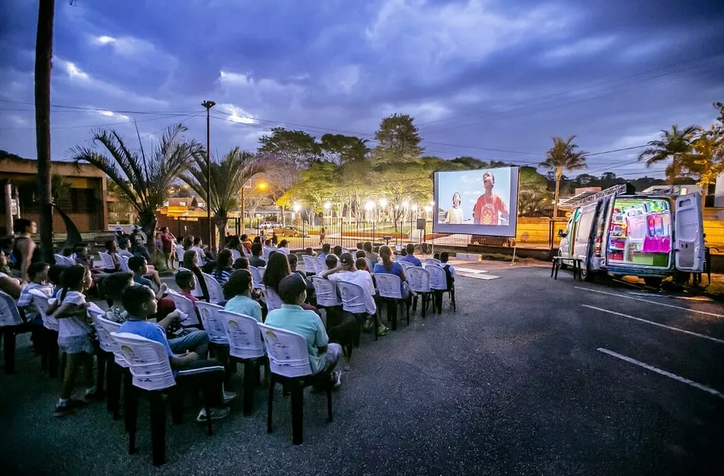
265, 286, 283, 311
54, 254, 74, 266
0, 290, 23, 327
93, 313, 116, 353
176, 247, 186, 263
371, 273, 403, 299
28, 288, 58, 331
99, 251, 115, 269
201, 272, 224, 304
96, 318, 129, 368
178, 267, 203, 298
166, 289, 200, 326
219, 310, 265, 359
194, 302, 228, 344
427, 264, 449, 291
230, 249, 242, 262
406, 266, 431, 293
314, 257, 327, 274
257, 323, 311, 378
118, 254, 131, 273
335, 280, 368, 315
249, 266, 264, 289
425, 258, 442, 267
111, 332, 176, 391
399, 260, 414, 269
311, 277, 341, 307
86, 302, 106, 321
302, 255, 317, 274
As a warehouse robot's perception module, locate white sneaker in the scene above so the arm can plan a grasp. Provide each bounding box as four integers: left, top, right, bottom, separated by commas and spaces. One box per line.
332, 370, 342, 388
196, 406, 230, 423
222, 390, 237, 405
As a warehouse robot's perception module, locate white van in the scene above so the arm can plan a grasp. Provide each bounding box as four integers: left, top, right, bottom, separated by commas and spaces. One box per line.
558, 189, 705, 286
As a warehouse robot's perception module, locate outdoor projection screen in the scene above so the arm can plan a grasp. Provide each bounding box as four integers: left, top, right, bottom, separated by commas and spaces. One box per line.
433, 166, 520, 237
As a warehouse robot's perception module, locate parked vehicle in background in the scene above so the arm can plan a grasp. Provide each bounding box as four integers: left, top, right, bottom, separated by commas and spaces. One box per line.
258, 222, 277, 230
558, 184, 705, 286
280, 226, 308, 237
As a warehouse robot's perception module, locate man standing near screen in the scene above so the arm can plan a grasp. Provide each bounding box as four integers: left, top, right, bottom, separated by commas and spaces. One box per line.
473, 172, 509, 225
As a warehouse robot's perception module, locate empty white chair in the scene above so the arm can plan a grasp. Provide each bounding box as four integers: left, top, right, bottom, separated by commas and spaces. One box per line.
405, 266, 433, 318
194, 302, 228, 345
0, 290, 25, 373
201, 272, 225, 304
166, 290, 200, 326
302, 255, 317, 275
259, 322, 334, 445
249, 266, 265, 290
265, 287, 283, 311
311, 277, 341, 308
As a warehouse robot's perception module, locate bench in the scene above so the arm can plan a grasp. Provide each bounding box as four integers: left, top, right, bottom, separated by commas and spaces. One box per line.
551, 256, 583, 281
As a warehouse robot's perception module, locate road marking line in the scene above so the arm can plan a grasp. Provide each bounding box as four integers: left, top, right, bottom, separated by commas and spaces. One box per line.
575, 286, 724, 318
457, 268, 488, 274
583, 305, 724, 345
597, 347, 724, 400
459, 274, 501, 280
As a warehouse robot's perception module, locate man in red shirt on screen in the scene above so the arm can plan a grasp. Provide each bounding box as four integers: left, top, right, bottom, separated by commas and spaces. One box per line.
473, 172, 509, 225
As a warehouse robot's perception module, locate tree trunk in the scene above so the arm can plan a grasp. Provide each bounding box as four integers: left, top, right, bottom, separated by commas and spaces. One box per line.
35, 0, 55, 263
216, 215, 227, 251
139, 211, 157, 255
553, 167, 562, 219
701, 180, 708, 210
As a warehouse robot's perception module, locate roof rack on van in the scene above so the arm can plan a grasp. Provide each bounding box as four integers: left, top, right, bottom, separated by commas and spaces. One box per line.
564, 183, 636, 208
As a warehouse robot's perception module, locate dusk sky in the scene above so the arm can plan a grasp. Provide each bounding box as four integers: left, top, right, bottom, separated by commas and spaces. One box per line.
1, 0, 723, 179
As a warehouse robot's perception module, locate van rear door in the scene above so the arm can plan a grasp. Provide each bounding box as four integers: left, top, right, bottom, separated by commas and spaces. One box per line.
674, 193, 704, 272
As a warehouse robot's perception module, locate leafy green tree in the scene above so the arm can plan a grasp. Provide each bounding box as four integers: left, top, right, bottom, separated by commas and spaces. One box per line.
277, 161, 339, 227
320, 134, 369, 164
258, 127, 320, 168
539, 136, 588, 218
686, 127, 724, 208
182, 147, 271, 249
372, 113, 424, 165
637, 125, 698, 185
449, 156, 487, 169
70, 124, 201, 252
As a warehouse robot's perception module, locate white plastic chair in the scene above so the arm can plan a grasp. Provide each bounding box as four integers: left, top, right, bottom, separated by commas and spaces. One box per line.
312, 277, 341, 308
259, 322, 334, 445
314, 257, 327, 274
28, 288, 58, 332
176, 247, 186, 264
426, 264, 456, 313
265, 287, 283, 311
231, 249, 242, 262
27, 289, 63, 377
99, 251, 116, 269
54, 254, 74, 266
194, 302, 228, 345
166, 289, 200, 326
336, 280, 378, 342
119, 255, 131, 273
405, 267, 433, 318
0, 290, 25, 374
371, 273, 409, 328
249, 266, 265, 290
201, 272, 225, 304
424, 258, 442, 267
399, 260, 413, 269
302, 255, 317, 275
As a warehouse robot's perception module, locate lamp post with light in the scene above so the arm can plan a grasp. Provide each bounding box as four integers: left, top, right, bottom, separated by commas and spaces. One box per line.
411, 203, 418, 243
293, 202, 304, 248
201, 100, 215, 250
240, 180, 267, 235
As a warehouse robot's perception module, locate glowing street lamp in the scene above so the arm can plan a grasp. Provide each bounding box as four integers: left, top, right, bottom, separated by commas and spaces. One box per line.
293, 202, 301, 213
378, 198, 388, 208
365, 200, 375, 211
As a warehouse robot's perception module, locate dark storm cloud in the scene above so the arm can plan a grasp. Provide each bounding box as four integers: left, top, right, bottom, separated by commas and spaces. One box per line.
1, 0, 723, 176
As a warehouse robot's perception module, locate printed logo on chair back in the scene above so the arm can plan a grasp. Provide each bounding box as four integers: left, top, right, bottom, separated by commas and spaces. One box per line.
0, 291, 23, 326
374, 274, 402, 299
427, 265, 448, 290
406, 267, 430, 292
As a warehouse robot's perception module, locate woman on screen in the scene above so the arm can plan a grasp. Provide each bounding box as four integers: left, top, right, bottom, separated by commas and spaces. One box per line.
445, 192, 464, 224
473, 172, 509, 225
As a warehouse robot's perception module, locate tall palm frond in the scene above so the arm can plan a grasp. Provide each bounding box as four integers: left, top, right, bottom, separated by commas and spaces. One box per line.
637, 125, 698, 184
70, 123, 201, 248
539, 135, 588, 218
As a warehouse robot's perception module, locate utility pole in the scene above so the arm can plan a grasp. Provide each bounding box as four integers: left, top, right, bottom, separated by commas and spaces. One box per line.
201, 100, 215, 251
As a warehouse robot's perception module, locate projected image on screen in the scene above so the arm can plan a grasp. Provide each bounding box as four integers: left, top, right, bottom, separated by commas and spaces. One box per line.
433, 167, 519, 237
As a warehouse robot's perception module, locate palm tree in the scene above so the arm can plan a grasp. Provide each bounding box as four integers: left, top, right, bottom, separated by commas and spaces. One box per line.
34, 0, 56, 262
684, 127, 724, 209
540, 136, 588, 218
637, 125, 698, 185
181, 147, 271, 250
70, 124, 201, 253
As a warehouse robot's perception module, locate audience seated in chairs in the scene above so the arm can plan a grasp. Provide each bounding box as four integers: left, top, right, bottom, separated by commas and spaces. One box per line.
264, 274, 342, 387
103, 241, 122, 272
373, 246, 410, 299
363, 242, 379, 264
18, 262, 53, 325
277, 240, 291, 255
233, 257, 249, 270
333, 245, 342, 257
0, 250, 22, 299
399, 243, 422, 267
318, 243, 331, 261
321, 252, 388, 337
101, 272, 133, 324
128, 257, 175, 319
182, 250, 210, 302
175, 270, 199, 303
249, 243, 266, 268
287, 254, 314, 298
264, 252, 319, 315
118, 285, 234, 423
355, 258, 370, 273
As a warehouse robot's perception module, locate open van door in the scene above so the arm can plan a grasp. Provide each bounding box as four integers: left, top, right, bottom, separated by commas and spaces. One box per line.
674, 193, 704, 272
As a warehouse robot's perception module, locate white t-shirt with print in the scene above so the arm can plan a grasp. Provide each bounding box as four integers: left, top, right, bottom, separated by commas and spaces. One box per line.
56, 290, 92, 339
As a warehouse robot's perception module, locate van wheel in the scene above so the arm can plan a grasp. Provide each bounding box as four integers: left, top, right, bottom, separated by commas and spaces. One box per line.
644, 277, 663, 288
580, 264, 596, 282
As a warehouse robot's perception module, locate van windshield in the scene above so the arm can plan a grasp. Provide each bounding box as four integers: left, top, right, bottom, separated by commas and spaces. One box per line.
607, 198, 671, 268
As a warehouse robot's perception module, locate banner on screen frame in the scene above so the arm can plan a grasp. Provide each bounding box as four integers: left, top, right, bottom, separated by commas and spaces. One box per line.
433, 167, 519, 237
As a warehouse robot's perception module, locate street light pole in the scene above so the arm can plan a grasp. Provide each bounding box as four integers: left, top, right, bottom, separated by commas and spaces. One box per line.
202, 100, 215, 251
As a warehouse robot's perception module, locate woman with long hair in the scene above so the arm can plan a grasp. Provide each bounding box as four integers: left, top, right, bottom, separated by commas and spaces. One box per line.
182, 249, 209, 301
214, 249, 234, 285
261, 251, 290, 292
372, 245, 409, 298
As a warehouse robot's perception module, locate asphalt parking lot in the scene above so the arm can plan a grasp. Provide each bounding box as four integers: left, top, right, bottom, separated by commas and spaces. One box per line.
1, 263, 722, 476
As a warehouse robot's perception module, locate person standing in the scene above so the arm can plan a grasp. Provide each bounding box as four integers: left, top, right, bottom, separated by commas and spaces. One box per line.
159, 226, 176, 270
12, 218, 37, 282
319, 227, 326, 245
